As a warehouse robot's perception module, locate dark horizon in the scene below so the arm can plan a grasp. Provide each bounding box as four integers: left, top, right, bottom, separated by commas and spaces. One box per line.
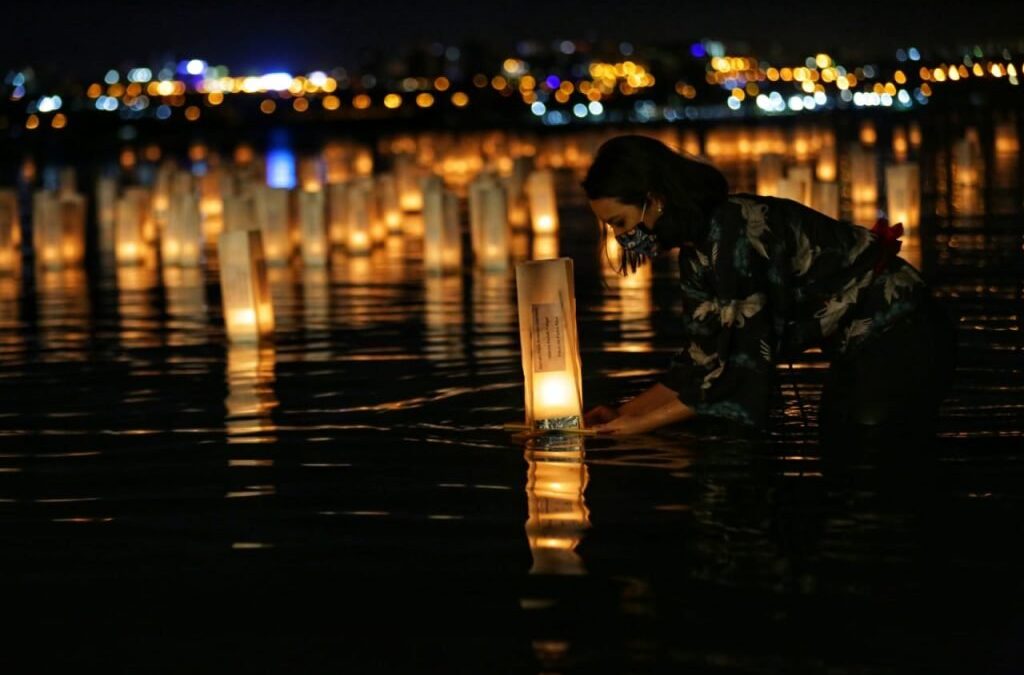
6, 0, 1024, 77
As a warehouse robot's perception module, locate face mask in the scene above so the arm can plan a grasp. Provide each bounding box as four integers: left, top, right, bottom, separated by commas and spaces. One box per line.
615, 200, 660, 274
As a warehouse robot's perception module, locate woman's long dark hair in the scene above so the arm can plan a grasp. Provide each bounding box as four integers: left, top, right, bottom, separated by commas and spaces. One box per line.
582, 135, 729, 274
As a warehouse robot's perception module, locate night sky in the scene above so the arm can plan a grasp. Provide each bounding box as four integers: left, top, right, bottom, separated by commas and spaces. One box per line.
6, 0, 1024, 76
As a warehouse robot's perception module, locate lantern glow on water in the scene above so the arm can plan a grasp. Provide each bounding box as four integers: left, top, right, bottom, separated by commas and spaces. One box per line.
524, 435, 591, 576
218, 230, 275, 343
516, 258, 583, 430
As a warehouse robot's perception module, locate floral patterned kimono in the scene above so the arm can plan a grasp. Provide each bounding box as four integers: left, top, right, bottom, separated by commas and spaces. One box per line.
661, 193, 928, 428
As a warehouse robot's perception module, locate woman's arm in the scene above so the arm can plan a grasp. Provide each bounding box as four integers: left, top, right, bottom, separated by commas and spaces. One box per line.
617, 382, 681, 417
593, 394, 696, 435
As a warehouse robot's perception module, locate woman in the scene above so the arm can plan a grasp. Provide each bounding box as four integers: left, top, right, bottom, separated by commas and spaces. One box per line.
582, 135, 956, 440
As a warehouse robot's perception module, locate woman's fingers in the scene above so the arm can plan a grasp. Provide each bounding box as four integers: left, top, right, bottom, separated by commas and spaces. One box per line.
584, 405, 619, 426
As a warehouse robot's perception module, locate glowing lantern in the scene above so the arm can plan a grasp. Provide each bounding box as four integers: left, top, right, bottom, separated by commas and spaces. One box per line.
163, 191, 203, 266
885, 163, 921, 235
354, 149, 374, 177
0, 191, 18, 274
778, 166, 812, 206
32, 191, 63, 269
526, 169, 559, 234
218, 230, 274, 343
816, 144, 837, 182
859, 120, 877, 147
95, 176, 118, 253
376, 174, 403, 235
345, 182, 373, 256
909, 123, 923, 149
995, 120, 1019, 156
811, 181, 840, 219
298, 156, 324, 192
254, 186, 292, 265
223, 194, 257, 233
952, 129, 983, 187
524, 435, 591, 575
115, 192, 148, 266
469, 173, 499, 260
892, 127, 910, 162
58, 194, 86, 266
422, 177, 461, 274
756, 154, 785, 197
515, 257, 583, 430
327, 182, 349, 246
298, 189, 328, 266
396, 154, 424, 212
849, 145, 878, 204
58, 167, 77, 199
478, 182, 509, 271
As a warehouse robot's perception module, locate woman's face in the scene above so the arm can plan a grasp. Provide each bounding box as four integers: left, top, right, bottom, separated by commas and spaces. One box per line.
589, 196, 659, 238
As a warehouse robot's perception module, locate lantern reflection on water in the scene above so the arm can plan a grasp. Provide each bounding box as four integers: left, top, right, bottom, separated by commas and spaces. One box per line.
526, 169, 559, 235
218, 230, 275, 343
524, 434, 591, 576
516, 258, 583, 430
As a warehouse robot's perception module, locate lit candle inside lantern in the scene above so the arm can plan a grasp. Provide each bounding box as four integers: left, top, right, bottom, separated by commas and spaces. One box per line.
115, 193, 146, 266
422, 177, 461, 274
816, 144, 837, 182
354, 149, 374, 177
892, 127, 909, 162
218, 230, 275, 343
516, 257, 583, 430
376, 174, 403, 234
0, 193, 17, 275
757, 154, 785, 197
298, 189, 328, 267
396, 154, 424, 212
952, 129, 983, 187
526, 169, 559, 234
859, 120, 877, 147
469, 173, 499, 261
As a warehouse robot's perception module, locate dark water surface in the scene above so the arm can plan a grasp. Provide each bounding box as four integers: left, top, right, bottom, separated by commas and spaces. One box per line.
2, 177, 1024, 670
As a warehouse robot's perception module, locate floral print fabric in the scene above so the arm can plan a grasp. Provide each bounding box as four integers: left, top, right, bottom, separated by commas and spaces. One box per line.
661, 194, 927, 428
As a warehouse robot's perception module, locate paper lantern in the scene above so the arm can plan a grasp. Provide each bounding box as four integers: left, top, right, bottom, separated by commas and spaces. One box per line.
163, 192, 203, 266
298, 157, 324, 193
816, 144, 837, 182
0, 191, 18, 274
223, 194, 257, 233
885, 163, 921, 235
218, 230, 274, 343
515, 258, 583, 430
469, 173, 499, 261
778, 165, 813, 207
952, 129, 983, 187
526, 170, 559, 234
327, 182, 350, 246
298, 189, 328, 267
354, 149, 374, 177
95, 176, 118, 253
810, 182, 840, 220
995, 120, 1019, 156
859, 120, 877, 147
756, 154, 785, 197
345, 182, 373, 256
395, 154, 424, 212
422, 177, 462, 274
478, 182, 509, 272
524, 435, 591, 576
115, 192, 148, 266
32, 191, 63, 269
892, 127, 910, 162
849, 145, 878, 204
58, 167, 77, 199
254, 186, 292, 265
376, 174, 402, 235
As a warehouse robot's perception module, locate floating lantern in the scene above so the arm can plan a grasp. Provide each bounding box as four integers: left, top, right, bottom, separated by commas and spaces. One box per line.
478, 182, 509, 272
515, 257, 583, 430
298, 189, 328, 267
58, 167, 77, 199
756, 154, 785, 197
469, 173, 499, 261
254, 186, 292, 265
859, 120, 877, 147
892, 127, 909, 162
223, 194, 258, 233
422, 177, 461, 274
779, 165, 813, 206
95, 176, 118, 253
995, 120, 1019, 156
115, 191, 150, 266
885, 163, 921, 235
526, 170, 559, 235
345, 183, 373, 256
327, 182, 350, 246
396, 154, 424, 212
909, 122, 923, 150
849, 145, 878, 204
524, 435, 591, 576
377, 174, 403, 235
952, 129, 983, 187
298, 156, 324, 193
32, 191, 63, 269
163, 191, 203, 266
354, 149, 374, 177
218, 230, 274, 343
816, 144, 837, 182
811, 182, 840, 220
0, 191, 18, 274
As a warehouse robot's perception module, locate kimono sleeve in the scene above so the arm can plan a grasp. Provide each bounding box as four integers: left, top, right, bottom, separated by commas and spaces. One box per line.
660, 199, 781, 428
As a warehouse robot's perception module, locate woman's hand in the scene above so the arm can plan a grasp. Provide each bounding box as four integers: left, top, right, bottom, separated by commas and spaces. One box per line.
591, 396, 695, 435
584, 405, 619, 426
